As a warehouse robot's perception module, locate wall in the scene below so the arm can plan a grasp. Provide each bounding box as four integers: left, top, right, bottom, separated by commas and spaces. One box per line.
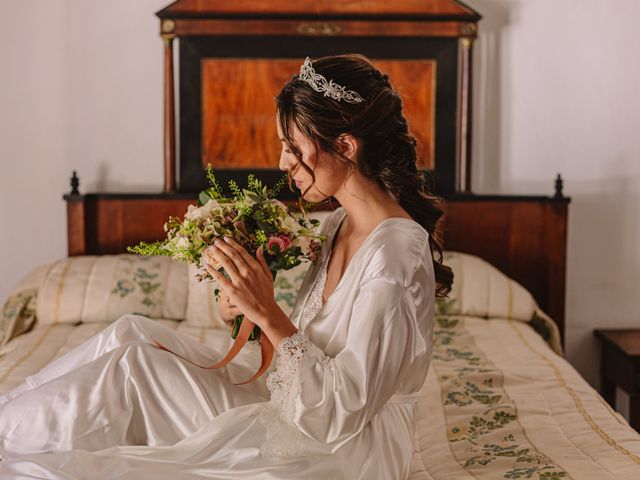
1, 0, 166, 309
1, 1, 639, 399
466, 0, 640, 397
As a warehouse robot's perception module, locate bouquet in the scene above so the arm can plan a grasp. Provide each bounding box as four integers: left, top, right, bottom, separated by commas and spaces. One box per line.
127, 164, 326, 383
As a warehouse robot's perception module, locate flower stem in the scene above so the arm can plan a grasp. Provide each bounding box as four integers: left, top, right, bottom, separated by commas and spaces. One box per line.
231, 315, 261, 341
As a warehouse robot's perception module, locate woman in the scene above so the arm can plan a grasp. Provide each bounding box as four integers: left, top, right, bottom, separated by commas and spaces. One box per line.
0, 54, 452, 479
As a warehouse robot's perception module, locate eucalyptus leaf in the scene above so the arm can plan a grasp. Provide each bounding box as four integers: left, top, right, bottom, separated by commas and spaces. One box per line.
243, 189, 261, 203
199, 192, 211, 205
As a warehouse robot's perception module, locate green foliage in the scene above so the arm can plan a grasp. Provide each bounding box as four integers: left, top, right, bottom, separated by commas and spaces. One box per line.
202, 164, 290, 205
433, 299, 568, 480
529, 315, 551, 342
204, 163, 224, 199
126, 165, 326, 334
254, 229, 268, 246
436, 297, 457, 316
504, 466, 567, 479
228, 179, 243, 199
437, 316, 459, 329
127, 241, 169, 257
268, 174, 289, 197
445, 381, 502, 408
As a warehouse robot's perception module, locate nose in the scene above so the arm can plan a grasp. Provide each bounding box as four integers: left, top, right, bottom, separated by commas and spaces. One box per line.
278, 151, 287, 172
279, 150, 296, 173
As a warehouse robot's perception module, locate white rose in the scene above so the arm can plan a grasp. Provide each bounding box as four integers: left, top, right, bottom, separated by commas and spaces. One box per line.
185, 199, 221, 221
175, 237, 191, 249
282, 215, 302, 234
292, 235, 313, 254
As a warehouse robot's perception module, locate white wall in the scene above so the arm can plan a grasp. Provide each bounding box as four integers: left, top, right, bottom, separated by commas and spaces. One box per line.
0, 0, 166, 309
466, 0, 640, 391
2, 1, 639, 395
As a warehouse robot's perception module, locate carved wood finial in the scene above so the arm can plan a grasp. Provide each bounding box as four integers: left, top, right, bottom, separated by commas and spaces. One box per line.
70, 170, 80, 195
554, 173, 564, 198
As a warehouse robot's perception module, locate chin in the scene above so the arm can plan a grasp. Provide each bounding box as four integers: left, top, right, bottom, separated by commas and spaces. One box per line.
300, 188, 329, 203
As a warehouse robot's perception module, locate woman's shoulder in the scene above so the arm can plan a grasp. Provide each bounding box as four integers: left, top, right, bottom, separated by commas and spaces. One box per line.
358, 212, 431, 288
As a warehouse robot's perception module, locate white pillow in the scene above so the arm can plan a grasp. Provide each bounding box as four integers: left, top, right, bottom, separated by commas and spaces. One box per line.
184, 263, 227, 329
1, 262, 53, 345
438, 251, 562, 355
36, 254, 188, 325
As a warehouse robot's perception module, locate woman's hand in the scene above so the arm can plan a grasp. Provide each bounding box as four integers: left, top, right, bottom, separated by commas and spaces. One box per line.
218, 288, 242, 329
202, 237, 278, 330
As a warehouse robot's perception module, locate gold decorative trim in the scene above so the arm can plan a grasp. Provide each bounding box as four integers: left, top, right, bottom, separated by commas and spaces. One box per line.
506, 278, 514, 319
507, 319, 640, 465
53, 259, 72, 323
296, 22, 342, 36
161, 19, 176, 34
461, 23, 477, 36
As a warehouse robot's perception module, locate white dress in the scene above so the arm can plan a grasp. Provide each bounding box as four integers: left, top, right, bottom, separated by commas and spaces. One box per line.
0, 206, 435, 479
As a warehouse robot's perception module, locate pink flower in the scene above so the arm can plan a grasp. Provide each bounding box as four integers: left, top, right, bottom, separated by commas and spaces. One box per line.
307, 239, 320, 261
267, 234, 292, 254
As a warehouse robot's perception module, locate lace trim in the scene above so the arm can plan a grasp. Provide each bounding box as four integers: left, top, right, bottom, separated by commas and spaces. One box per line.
258, 331, 314, 457
299, 259, 327, 330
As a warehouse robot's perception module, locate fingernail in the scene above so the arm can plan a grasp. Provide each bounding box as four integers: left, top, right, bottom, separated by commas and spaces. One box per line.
223, 236, 230, 243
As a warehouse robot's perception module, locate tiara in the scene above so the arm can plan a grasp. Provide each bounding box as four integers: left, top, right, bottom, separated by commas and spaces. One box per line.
298, 57, 365, 104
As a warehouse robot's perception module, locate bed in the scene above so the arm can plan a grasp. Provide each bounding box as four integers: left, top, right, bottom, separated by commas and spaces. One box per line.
2, 198, 640, 478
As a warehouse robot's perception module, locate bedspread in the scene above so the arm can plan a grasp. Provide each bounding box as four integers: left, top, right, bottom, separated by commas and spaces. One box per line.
1, 317, 639, 479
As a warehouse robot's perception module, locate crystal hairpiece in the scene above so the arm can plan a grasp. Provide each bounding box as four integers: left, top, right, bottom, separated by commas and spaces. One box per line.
298, 56, 365, 104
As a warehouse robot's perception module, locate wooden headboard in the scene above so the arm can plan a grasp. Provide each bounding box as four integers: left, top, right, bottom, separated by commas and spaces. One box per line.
61, 1, 570, 352
155, 0, 482, 195
63, 185, 570, 349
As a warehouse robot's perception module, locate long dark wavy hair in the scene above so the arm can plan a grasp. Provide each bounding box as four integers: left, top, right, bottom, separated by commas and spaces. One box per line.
275, 53, 453, 297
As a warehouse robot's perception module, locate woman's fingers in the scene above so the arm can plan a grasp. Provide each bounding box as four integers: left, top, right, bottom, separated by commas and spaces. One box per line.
221, 237, 255, 267
208, 246, 244, 279
209, 241, 250, 278
219, 237, 272, 281
205, 264, 232, 291
256, 246, 272, 280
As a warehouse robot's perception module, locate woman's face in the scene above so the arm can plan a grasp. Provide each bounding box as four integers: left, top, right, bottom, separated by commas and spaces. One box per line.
276, 114, 349, 202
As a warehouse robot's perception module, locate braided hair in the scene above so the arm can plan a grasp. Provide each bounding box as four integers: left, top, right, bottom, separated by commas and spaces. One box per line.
276, 53, 453, 297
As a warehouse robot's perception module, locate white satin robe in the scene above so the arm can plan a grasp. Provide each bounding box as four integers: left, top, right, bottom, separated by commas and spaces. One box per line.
0, 206, 435, 479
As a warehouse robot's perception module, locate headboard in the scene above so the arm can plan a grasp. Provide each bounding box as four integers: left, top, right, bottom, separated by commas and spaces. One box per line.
63, 179, 570, 349
155, 0, 482, 196
61, 1, 571, 350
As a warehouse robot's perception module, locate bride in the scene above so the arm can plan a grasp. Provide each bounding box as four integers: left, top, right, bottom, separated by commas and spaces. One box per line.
0, 54, 452, 479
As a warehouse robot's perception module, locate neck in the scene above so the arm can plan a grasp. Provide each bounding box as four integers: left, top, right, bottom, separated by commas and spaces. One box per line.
331, 172, 405, 237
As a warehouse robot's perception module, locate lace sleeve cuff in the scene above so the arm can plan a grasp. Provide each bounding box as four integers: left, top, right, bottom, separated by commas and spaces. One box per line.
258, 331, 324, 457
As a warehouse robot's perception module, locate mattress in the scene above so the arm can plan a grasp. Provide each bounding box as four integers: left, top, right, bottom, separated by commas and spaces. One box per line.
2, 316, 639, 479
